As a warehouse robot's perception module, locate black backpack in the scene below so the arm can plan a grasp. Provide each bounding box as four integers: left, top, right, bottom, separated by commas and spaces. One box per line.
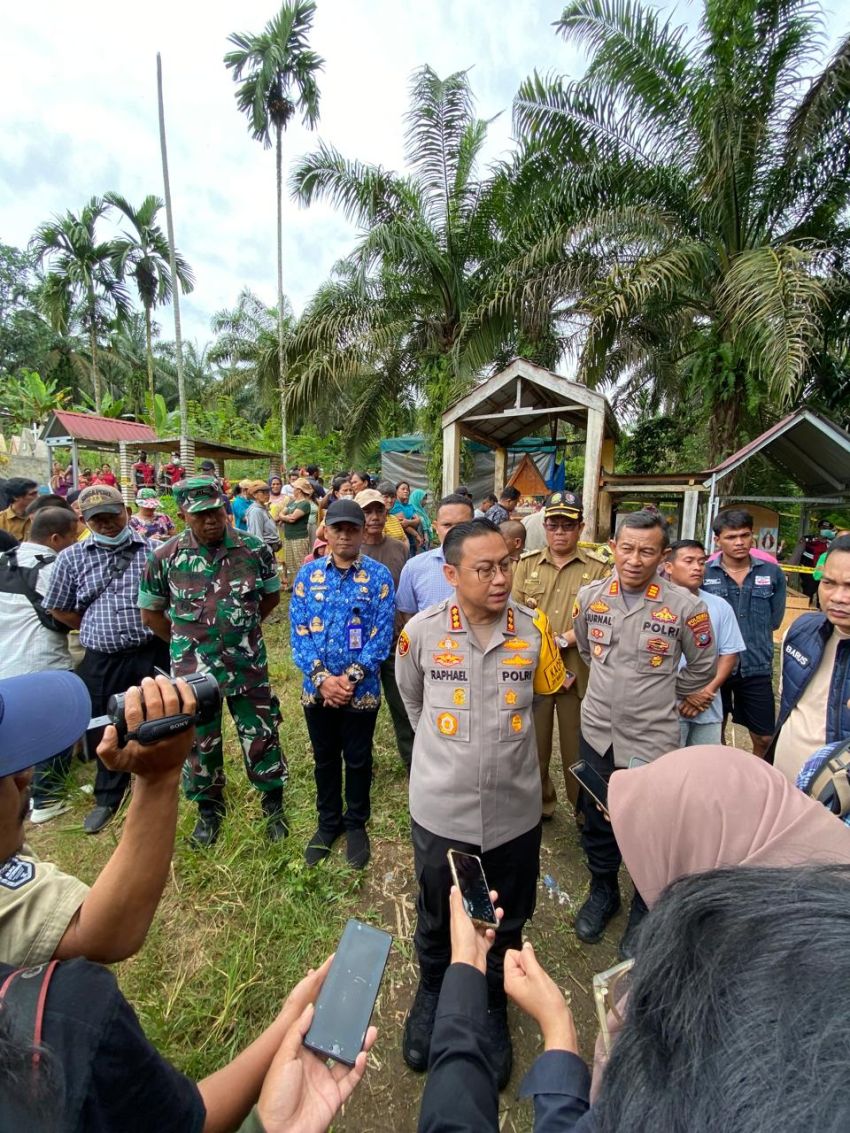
0, 549, 70, 634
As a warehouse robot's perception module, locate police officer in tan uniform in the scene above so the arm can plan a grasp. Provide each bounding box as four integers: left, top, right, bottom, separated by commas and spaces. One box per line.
512, 491, 609, 818
396, 518, 566, 1090
572, 510, 717, 956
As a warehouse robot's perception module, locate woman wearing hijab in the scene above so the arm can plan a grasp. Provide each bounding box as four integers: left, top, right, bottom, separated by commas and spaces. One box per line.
268, 474, 285, 512
409, 488, 434, 550
418, 745, 850, 1131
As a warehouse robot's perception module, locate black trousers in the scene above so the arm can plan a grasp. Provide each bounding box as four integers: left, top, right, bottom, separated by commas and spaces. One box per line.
78, 638, 170, 808
578, 733, 622, 878
412, 819, 542, 1002
380, 654, 414, 770
303, 705, 377, 831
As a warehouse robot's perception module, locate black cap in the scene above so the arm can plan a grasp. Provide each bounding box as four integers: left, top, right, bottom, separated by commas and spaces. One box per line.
324, 499, 365, 527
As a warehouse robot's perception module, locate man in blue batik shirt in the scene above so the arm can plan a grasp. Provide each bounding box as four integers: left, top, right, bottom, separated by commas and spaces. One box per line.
290, 499, 395, 871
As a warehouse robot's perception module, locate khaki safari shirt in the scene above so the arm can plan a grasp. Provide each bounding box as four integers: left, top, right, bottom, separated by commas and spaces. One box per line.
138, 525, 280, 696
574, 572, 717, 766
396, 598, 566, 850
512, 545, 610, 698
0, 846, 89, 966
0, 507, 31, 542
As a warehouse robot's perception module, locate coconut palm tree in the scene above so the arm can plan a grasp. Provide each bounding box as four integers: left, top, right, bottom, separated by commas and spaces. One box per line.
30, 197, 130, 413
224, 0, 323, 466
105, 192, 194, 411
477, 0, 850, 458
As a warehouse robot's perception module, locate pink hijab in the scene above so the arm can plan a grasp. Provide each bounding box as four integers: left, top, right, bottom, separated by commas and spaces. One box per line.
590, 745, 850, 1096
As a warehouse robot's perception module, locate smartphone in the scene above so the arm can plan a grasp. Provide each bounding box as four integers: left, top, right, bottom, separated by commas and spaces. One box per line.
303, 918, 392, 1066
447, 849, 499, 928
628, 755, 650, 769
569, 759, 610, 813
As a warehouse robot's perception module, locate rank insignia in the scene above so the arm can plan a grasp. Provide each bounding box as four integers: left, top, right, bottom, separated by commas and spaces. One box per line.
510, 714, 523, 733
295, 623, 309, 636
608, 579, 620, 596
309, 569, 325, 584
354, 569, 369, 583
647, 638, 669, 654
433, 652, 463, 666
649, 654, 664, 667
501, 654, 533, 666
437, 637, 460, 649
437, 712, 459, 736
590, 627, 605, 639
503, 638, 530, 650
646, 582, 660, 599
453, 688, 467, 706
652, 606, 678, 623
593, 643, 604, 657
309, 616, 324, 633
504, 690, 518, 705
294, 581, 305, 597
506, 607, 515, 634
397, 630, 410, 657
450, 605, 463, 631
379, 583, 389, 599
590, 600, 610, 614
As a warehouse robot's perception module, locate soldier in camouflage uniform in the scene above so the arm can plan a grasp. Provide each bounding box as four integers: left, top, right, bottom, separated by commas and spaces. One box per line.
138, 477, 287, 846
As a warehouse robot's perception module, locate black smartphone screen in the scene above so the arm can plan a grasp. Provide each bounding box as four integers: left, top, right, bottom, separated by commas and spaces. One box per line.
303, 918, 392, 1067
569, 759, 609, 811
449, 850, 499, 926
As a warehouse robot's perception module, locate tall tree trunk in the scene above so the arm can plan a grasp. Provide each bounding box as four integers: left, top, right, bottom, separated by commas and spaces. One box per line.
276, 121, 288, 470
88, 293, 102, 413
157, 53, 188, 445
144, 303, 156, 415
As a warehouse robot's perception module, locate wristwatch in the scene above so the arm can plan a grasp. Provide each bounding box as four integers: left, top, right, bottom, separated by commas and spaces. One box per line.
345, 663, 366, 684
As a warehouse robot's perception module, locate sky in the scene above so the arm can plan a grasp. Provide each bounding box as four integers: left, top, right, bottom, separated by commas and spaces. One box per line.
2, 1, 845, 349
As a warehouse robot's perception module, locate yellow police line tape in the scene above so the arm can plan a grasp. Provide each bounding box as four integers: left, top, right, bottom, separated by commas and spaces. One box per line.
577, 542, 816, 575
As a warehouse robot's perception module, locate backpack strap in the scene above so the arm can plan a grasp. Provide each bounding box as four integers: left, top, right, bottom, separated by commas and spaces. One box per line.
807, 738, 850, 818
0, 551, 70, 635
0, 960, 59, 1071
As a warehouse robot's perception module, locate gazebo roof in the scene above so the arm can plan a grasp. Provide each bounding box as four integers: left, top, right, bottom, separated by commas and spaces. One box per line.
442, 358, 619, 447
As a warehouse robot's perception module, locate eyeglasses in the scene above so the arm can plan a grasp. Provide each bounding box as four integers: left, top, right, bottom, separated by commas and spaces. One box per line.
460, 558, 514, 582
544, 519, 580, 531
593, 958, 634, 1055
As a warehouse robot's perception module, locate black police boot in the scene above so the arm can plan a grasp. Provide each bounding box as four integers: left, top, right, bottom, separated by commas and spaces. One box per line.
618, 891, 649, 961
486, 1000, 513, 1091
190, 800, 225, 848
574, 873, 621, 943
261, 789, 289, 842
402, 982, 441, 1072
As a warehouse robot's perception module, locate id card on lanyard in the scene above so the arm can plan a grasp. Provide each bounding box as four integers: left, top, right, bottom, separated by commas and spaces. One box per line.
347, 608, 363, 652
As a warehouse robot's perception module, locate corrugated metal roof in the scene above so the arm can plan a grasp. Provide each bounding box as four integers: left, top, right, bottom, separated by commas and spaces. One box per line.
43, 410, 156, 444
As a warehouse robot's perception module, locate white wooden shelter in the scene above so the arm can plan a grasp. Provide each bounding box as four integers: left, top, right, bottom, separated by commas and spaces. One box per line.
441, 359, 618, 539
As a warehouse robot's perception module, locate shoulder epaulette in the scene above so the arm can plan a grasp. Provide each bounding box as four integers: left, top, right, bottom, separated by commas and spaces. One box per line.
519, 548, 541, 560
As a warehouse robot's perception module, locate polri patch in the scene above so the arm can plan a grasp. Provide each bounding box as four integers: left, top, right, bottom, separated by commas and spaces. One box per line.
652, 606, 678, 623
397, 630, 410, 657
0, 857, 35, 890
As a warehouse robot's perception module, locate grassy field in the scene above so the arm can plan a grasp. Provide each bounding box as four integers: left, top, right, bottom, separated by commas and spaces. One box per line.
32, 607, 772, 1130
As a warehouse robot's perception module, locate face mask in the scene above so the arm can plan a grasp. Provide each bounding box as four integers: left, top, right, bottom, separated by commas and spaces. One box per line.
92, 526, 132, 548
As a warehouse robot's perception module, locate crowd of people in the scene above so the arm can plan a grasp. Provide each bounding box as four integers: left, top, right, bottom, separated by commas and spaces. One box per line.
1, 462, 850, 1132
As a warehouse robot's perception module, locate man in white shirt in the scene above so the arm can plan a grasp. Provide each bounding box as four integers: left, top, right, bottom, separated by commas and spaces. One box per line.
0, 507, 79, 821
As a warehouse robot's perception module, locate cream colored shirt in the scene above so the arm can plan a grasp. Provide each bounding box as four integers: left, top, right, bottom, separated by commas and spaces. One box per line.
0, 845, 89, 966
775, 628, 849, 784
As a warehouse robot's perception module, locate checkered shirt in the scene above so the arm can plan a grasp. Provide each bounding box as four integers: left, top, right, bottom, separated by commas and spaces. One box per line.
42, 532, 154, 653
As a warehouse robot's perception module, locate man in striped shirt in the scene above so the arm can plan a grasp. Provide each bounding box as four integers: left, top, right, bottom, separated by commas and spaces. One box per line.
43, 485, 169, 833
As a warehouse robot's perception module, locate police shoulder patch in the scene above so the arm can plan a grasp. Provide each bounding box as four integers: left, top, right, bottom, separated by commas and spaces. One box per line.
0, 857, 35, 890
397, 629, 411, 657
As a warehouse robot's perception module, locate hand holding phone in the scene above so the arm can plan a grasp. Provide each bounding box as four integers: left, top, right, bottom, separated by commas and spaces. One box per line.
447, 849, 500, 928
449, 883, 503, 973
569, 759, 610, 815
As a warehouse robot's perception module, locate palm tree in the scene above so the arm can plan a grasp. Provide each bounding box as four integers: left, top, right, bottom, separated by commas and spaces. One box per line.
224, 0, 323, 466
209, 286, 295, 420
105, 192, 194, 411
30, 197, 130, 413
480, 0, 850, 459
290, 65, 535, 474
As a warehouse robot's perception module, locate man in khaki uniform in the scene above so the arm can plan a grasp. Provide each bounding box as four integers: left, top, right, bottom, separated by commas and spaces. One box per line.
572, 510, 717, 957
512, 491, 609, 818
396, 519, 566, 1089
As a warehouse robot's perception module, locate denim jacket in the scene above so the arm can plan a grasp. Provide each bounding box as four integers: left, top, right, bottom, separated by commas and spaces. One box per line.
701, 557, 786, 676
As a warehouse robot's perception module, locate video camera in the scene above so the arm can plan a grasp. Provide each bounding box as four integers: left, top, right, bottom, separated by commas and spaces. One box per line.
90, 671, 221, 746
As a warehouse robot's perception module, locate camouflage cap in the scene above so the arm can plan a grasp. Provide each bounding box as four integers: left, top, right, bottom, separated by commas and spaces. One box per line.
78, 484, 125, 516
173, 477, 226, 513
543, 490, 582, 519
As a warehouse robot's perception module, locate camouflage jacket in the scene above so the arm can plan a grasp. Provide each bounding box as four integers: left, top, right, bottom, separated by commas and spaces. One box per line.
138, 526, 280, 694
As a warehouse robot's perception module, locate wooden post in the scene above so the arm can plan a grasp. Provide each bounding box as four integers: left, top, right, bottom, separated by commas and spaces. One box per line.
118, 442, 133, 508
583, 408, 604, 540
442, 422, 461, 497
494, 446, 507, 493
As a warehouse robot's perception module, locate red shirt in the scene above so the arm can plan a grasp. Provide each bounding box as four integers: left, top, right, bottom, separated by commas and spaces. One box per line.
133, 461, 155, 486
164, 462, 185, 485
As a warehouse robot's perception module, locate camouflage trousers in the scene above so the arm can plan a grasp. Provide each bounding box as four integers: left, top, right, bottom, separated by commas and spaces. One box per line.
182, 683, 287, 803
